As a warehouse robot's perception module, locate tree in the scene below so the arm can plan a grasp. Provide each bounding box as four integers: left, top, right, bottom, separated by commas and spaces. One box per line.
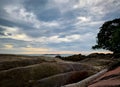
92, 18, 120, 54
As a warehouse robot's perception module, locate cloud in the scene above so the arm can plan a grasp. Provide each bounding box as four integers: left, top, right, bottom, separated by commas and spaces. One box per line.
0, 25, 31, 41
4, 5, 41, 28
73, 0, 102, 8
73, 0, 120, 20
47, 0, 78, 14
0, 25, 18, 36
0, 0, 120, 54
4, 5, 60, 29
0, 25, 81, 43
36, 34, 81, 43
77, 16, 91, 22
22, 47, 49, 52
4, 44, 13, 49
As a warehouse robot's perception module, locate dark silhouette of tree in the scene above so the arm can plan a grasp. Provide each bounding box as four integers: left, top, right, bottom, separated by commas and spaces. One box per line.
55, 54, 61, 58
92, 18, 120, 55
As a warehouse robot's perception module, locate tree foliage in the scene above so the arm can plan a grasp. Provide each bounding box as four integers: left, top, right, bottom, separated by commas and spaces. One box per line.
92, 18, 120, 54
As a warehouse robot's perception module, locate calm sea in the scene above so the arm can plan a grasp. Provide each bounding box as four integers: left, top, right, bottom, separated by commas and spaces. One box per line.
23, 54, 73, 57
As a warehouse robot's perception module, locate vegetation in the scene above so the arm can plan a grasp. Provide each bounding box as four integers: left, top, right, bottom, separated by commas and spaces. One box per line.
61, 53, 113, 62
92, 18, 120, 55
61, 53, 119, 71
61, 54, 85, 61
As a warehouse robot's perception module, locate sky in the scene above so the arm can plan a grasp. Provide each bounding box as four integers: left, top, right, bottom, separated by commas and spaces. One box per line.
0, 0, 120, 54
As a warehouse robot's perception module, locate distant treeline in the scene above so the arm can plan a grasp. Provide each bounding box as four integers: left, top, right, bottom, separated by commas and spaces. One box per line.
56, 53, 120, 61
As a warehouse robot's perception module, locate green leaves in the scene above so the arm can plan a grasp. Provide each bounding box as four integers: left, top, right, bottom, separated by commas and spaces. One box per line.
92, 18, 120, 53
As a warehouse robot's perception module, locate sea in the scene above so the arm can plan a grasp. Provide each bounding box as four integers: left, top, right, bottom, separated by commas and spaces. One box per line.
23, 54, 74, 57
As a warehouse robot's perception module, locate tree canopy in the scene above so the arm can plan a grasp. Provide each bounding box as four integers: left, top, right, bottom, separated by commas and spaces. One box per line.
92, 18, 120, 54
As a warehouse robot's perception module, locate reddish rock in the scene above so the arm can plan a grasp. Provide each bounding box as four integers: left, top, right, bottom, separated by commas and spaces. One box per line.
88, 67, 120, 87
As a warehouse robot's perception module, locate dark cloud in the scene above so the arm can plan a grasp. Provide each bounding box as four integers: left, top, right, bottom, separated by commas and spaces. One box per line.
37, 8, 61, 21
0, 32, 6, 36
0, 26, 13, 36
0, 28, 5, 36
24, 0, 48, 11
0, 18, 17, 27
0, 38, 30, 48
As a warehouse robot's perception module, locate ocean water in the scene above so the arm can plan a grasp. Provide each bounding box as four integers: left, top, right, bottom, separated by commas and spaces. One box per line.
42, 54, 73, 57
24, 54, 73, 57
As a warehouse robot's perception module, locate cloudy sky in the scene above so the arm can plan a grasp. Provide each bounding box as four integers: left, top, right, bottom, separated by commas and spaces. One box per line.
0, 0, 120, 54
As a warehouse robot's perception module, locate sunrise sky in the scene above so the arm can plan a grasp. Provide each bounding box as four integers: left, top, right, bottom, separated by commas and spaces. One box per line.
0, 0, 120, 54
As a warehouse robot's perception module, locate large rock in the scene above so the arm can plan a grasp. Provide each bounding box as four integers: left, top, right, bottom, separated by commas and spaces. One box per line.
31, 71, 89, 87
0, 62, 94, 87
88, 65, 120, 87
